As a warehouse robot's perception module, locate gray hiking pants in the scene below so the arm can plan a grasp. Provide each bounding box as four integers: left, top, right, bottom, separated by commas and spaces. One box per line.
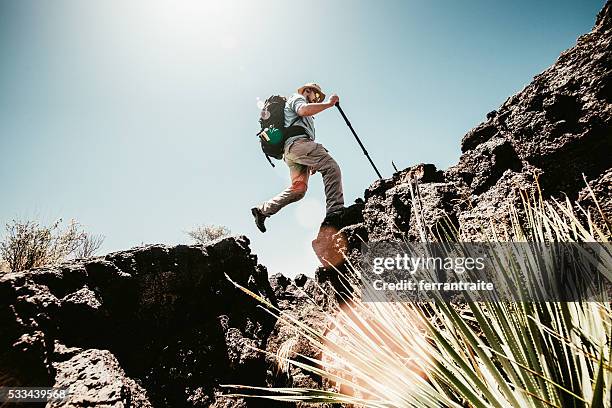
259, 138, 344, 217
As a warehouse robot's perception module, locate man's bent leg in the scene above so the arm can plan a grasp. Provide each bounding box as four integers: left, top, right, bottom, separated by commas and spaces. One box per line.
260, 162, 310, 216
318, 155, 344, 215
305, 144, 344, 215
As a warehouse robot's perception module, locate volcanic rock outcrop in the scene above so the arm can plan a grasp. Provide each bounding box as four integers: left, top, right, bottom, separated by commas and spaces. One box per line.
330, 0, 612, 252
0, 237, 277, 407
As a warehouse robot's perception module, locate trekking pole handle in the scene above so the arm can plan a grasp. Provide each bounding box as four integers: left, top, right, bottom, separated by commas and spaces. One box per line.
335, 103, 350, 127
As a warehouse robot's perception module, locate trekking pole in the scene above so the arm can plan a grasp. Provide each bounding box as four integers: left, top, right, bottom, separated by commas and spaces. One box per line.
335, 103, 383, 180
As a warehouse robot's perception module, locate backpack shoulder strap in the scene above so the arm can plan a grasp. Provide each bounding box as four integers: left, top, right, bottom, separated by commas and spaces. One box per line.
264, 153, 275, 168
288, 115, 305, 128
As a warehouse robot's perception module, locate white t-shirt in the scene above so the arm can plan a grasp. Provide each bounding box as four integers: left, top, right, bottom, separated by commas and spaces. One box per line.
283, 93, 315, 152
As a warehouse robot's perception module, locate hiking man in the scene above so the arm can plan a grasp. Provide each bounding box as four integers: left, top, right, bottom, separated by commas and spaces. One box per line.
251, 82, 345, 232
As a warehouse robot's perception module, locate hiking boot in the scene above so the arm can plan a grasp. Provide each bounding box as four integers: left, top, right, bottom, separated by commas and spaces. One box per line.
251, 207, 268, 233
321, 207, 346, 228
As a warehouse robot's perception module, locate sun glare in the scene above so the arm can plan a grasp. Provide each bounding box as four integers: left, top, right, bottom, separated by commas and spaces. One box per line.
133, 0, 253, 54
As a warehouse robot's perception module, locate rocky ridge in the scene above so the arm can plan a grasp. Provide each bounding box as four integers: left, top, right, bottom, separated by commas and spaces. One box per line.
0, 237, 277, 407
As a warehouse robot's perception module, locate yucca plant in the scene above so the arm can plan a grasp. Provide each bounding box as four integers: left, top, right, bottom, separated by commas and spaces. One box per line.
226, 182, 611, 408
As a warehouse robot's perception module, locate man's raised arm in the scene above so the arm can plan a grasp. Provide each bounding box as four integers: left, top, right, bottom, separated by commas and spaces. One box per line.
297, 94, 340, 116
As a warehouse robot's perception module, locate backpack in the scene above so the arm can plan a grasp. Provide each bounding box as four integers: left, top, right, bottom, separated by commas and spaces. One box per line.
257, 95, 305, 167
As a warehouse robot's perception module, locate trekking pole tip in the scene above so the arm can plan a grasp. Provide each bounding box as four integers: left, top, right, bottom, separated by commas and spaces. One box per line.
392, 161, 399, 173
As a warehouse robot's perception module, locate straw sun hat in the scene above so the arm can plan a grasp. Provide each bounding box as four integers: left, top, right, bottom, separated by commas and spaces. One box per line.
297, 82, 326, 103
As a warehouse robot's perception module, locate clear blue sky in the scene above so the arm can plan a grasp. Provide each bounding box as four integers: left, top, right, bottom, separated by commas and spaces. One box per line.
0, 0, 604, 277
